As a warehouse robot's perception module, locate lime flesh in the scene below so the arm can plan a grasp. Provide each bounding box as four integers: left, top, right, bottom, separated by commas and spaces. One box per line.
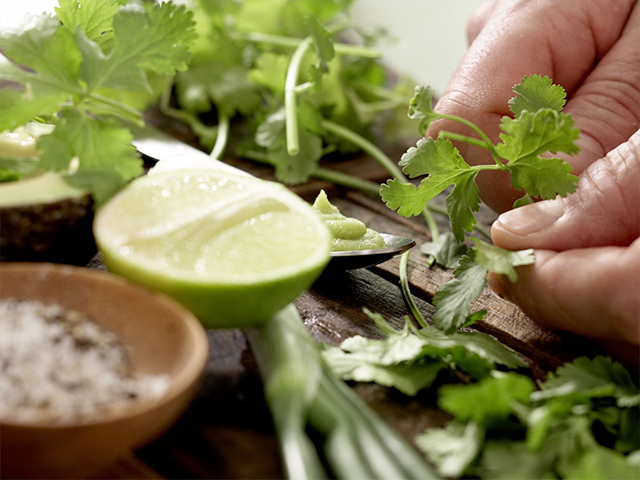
94, 170, 331, 327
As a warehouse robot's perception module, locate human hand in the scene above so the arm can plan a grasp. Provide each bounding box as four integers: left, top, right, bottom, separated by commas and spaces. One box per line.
488, 132, 639, 363
427, 0, 640, 212
427, 0, 640, 360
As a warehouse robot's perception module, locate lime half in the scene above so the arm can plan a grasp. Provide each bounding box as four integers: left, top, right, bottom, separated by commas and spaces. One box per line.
94, 170, 331, 327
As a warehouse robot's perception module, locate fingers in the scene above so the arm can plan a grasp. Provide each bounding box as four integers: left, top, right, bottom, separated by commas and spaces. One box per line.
466, 0, 496, 44
564, 1, 640, 174
491, 130, 640, 251
489, 132, 640, 352
487, 239, 640, 346
428, 0, 638, 213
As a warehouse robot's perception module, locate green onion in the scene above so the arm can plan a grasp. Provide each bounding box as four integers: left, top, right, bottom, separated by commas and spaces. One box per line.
246, 305, 441, 480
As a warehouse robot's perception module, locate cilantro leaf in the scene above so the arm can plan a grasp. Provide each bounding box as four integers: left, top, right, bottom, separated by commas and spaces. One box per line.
446, 170, 481, 242
414, 323, 527, 371
78, 3, 196, 93
249, 52, 289, 96
508, 74, 567, 117
322, 310, 525, 395
177, 63, 261, 117
56, 0, 119, 51
380, 179, 430, 217
321, 315, 445, 395
255, 108, 323, 184
408, 85, 438, 135
336, 315, 427, 365
432, 253, 487, 333
533, 356, 640, 408
0, 14, 82, 92
497, 109, 580, 199
269, 130, 323, 184
401, 137, 479, 241
415, 422, 484, 478
322, 346, 445, 396
565, 445, 640, 480
112, 3, 196, 75
0, 77, 68, 132
383, 137, 481, 241
306, 15, 335, 74
479, 440, 556, 480
438, 372, 535, 428
471, 237, 535, 283
37, 110, 142, 203
420, 232, 469, 269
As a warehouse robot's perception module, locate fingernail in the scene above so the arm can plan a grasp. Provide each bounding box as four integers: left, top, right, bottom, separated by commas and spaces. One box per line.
487, 273, 514, 303
496, 199, 564, 236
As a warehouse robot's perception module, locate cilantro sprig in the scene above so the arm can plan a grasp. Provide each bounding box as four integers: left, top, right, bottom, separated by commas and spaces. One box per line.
382, 75, 580, 242
416, 357, 640, 479
0, 0, 197, 203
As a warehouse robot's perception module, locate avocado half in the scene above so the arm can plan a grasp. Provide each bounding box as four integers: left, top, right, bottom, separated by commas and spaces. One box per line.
0, 172, 96, 265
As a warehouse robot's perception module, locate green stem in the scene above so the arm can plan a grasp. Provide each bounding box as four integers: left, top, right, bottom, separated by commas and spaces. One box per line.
210, 112, 229, 160
285, 37, 312, 155
239, 31, 381, 58
438, 131, 489, 150
294, 82, 314, 94
239, 148, 383, 197
437, 113, 504, 167
159, 84, 219, 142
313, 169, 382, 196
321, 120, 405, 182
399, 251, 429, 329
322, 119, 440, 240
88, 92, 143, 122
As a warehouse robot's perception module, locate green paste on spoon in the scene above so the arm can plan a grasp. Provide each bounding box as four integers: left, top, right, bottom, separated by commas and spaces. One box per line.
312, 190, 385, 252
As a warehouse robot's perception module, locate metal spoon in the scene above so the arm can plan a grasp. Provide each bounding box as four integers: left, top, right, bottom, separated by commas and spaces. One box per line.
131, 125, 417, 270
329, 234, 416, 270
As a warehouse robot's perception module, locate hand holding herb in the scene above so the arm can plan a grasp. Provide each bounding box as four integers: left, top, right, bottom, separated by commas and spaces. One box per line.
429, 0, 639, 363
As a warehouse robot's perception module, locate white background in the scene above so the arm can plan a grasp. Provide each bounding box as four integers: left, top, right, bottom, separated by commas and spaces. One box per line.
0, 0, 484, 94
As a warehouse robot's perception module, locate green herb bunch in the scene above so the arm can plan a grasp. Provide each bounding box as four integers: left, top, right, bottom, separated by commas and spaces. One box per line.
0, 0, 197, 203
164, 0, 417, 186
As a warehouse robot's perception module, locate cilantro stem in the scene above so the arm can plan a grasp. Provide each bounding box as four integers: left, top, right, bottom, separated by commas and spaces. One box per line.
239, 32, 381, 58
321, 121, 404, 183
399, 251, 429, 329
210, 112, 229, 159
239, 148, 385, 196
438, 131, 488, 150
321, 119, 440, 240
159, 83, 219, 144
88, 93, 143, 123
285, 37, 313, 155
436, 113, 503, 167
295, 82, 314, 94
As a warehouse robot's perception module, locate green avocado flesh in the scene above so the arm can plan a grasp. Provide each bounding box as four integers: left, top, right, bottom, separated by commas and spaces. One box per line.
0, 127, 95, 264
312, 190, 385, 251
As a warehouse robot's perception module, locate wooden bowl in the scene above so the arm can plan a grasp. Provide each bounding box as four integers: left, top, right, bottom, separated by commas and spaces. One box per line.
0, 263, 209, 479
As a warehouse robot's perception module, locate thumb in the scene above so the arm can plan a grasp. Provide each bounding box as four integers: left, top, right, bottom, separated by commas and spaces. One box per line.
487, 240, 640, 346
491, 130, 640, 251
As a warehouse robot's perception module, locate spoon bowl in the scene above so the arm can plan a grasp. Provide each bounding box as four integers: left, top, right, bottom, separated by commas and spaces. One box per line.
329, 233, 416, 270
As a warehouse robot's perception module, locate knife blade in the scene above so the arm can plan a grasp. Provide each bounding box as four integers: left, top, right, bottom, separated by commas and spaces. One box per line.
129, 122, 250, 177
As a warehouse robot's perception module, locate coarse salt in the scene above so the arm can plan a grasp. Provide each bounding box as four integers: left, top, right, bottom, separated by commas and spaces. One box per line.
0, 298, 170, 424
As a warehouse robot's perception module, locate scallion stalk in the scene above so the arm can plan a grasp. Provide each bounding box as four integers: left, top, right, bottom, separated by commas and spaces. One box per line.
246, 305, 441, 480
